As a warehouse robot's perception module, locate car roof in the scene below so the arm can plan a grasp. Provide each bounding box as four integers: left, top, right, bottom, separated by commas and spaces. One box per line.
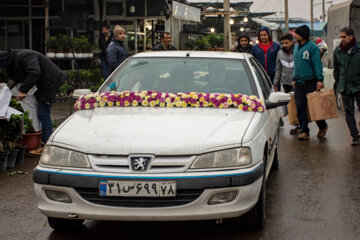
132, 51, 248, 60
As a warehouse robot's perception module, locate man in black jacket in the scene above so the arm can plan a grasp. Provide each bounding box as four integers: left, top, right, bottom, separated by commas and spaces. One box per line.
107, 25, 129, 75
152, 32, 176, 51
233, 33, 253, 53
0, 49, 66, 152
98, 23, 113, 79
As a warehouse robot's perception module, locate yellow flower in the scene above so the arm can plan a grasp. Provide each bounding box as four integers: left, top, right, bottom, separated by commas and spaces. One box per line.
110, 91, 116, 95
195, 102, 200, 107
199, 97, 205, 102
175, 96, 181, 101
219, 104, 224, 108
124, 101, 130, 107
116, 101, 120, 106
165, 97, 172, 103
159, 102, 166, 107
234, 94, 239, 98
233, 101, 238, 107
84, 94, 91, 100
140, 92, 146, 98
208, 102, 213, 106
248, 107, 253, 112
107, 101, 114, 107
120, 95, 124, 98
145, 95, 150, 100
203, 101, 208, 107
175, 101, 182, 107
249, 95, 257, 100
260, 100, 264, 105
85, 103, 90, 109
192, 94, 198, 100
167, 103, 174, 108
227, 99, 233, 105
155, 100, 160, 105
210, 94, 215, 98
151, 93, 157, 98
182, 101, 187, 107
142, 100, 149, 106
238, 104, 244, 110
149, 101, 156, 107
96, 96, 101, 101
258, 107, 263, 112
94, 103, 99, 108
102, 96, 108, 102
132, 100, 139, 107
99, 101, 106, 107
125, 93, 130, 97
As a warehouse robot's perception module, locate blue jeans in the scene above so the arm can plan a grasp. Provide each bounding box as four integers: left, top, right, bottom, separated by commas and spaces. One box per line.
294, 81, 327, 135
37, 97, 53, 144
100, 60, 109, 80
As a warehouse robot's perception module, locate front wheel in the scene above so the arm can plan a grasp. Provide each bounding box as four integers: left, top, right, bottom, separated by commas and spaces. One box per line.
48, 217, 84, 231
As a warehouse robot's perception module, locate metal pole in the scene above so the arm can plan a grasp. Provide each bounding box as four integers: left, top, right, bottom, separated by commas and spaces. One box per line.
285, 0, 289, 30
311, 0, 314, 31
134, 20, 138, 54
223, 0, 230, 51
322, 0, 326, 21
45, 0, 49, 53
151, 20, 154, 48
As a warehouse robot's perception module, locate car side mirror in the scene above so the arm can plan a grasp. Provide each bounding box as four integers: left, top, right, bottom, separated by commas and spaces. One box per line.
73, 89, 91, 99
265, 92, 290, 110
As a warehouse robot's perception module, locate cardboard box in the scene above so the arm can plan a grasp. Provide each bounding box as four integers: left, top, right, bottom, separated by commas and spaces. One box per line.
307, 90, 339, 121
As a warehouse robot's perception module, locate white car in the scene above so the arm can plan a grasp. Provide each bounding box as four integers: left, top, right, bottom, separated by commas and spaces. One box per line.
33, 51, 290, 230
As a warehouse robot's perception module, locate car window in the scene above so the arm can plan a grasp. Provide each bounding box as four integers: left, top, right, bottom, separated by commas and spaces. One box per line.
100, 58, 258, 95
249, 58, 272, 98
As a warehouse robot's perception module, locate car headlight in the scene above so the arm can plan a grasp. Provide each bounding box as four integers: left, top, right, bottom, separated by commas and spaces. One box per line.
40, 146, 91, 168
190, 148, 251, 169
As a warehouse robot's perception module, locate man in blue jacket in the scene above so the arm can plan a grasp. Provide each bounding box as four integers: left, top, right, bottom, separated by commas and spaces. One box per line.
251, 26, 281, 87
293, 25, 328, 140
107, 25, 129, 75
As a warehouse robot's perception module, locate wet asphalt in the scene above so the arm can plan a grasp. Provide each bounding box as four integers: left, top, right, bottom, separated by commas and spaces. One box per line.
0, 100, 359, 240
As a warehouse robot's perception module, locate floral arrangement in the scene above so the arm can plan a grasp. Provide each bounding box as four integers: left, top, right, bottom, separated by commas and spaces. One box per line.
74, 91, 265, 112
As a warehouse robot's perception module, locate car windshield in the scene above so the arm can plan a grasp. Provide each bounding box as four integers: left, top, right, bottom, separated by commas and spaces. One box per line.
100, 57, 257, 95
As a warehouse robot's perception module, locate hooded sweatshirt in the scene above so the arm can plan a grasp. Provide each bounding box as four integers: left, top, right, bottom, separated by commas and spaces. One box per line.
250, 26, 281, 82
234, 33, 253, 53
274, 46, 294, 87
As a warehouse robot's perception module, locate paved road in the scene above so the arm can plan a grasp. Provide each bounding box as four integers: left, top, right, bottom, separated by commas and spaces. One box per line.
0, 102, 359, 240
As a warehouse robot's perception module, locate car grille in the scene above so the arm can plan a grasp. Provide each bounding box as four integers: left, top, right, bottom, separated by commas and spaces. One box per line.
75, 187, 204, 208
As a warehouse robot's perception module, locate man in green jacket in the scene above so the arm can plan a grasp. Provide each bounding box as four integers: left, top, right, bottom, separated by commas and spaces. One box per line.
333, 27, 360, 145
293, 25, 328, 140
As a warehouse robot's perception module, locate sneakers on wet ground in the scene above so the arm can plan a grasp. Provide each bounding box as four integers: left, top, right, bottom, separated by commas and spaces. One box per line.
298, 132, 310, 140
290, 126, 301, 135
351, 135, 360, 146
317, 127, 328, 138
279, 118, 284, 128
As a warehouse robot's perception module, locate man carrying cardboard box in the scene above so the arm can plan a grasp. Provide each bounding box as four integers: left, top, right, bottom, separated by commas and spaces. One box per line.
333, 27, 360, 145
293, 25, 328, 140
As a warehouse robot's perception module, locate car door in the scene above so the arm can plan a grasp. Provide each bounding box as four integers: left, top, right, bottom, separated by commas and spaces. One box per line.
249, 57, 279, 175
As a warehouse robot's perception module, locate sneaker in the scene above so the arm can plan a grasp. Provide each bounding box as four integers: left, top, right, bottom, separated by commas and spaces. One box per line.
298, 132, 310, 140
290, 126, 301, 135
29, 146, 44, 155
317, 127, 328, 138
351, 135, 360, 146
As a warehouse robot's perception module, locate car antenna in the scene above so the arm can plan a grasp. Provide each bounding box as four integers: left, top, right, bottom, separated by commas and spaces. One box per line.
186, 46, 198, 57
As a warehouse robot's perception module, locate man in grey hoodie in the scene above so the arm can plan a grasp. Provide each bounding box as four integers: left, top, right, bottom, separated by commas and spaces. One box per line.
274, 33, 300, 134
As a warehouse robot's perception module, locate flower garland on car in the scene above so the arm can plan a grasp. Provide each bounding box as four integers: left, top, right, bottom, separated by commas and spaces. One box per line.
74, 91, 265, 112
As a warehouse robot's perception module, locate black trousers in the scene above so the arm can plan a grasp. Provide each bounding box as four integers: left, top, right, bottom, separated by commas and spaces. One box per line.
341, 91, 360, 138
294, 81, 327, 135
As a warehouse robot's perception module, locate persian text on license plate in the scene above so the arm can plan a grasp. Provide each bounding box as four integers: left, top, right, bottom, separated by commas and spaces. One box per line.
99, 180, 176, 197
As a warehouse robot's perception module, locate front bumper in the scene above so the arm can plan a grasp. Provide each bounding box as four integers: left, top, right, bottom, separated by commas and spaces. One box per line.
33, 162, 264, 221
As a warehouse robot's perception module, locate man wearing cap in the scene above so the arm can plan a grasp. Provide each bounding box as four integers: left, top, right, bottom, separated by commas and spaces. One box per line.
251, 26, 281, 86
293, 25, 328, 140
234, 33, 253, 53
107, 25, 129, 75
152, 32, 176, 51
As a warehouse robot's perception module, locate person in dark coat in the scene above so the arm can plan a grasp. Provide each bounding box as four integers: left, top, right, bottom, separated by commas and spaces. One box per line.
152, 32, 176, 51
107, 25, 129, 75
98, 23, 113, 79
250, 26, 281, 86
0, 49, 66, 150
233, 32, 253, 53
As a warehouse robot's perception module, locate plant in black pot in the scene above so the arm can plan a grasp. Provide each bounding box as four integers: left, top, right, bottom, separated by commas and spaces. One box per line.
0, 130, 9, 172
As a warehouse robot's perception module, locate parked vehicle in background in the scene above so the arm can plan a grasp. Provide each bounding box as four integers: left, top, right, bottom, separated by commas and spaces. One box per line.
33, 51, 290, 230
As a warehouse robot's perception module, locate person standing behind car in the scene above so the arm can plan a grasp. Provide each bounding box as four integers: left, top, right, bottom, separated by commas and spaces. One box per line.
293, 25, 328, 141
152, 32, 176, 51
251, 26, 281, 87
0, 49, 66, 153
333, 27, 360, 145
233, 32, 253, 53
98, 23, 113, 79
274, 33, 300, 134
107, 25, 128, 75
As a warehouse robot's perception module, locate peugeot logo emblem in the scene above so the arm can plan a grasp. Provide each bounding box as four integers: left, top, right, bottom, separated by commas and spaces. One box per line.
129, 155, 152, 171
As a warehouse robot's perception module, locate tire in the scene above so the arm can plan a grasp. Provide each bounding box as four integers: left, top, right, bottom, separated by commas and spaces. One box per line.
47, 217, 84, 231
239, 153, 266, 229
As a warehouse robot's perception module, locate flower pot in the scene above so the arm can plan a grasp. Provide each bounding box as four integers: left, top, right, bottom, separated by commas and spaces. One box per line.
0, 152, 9, 172
20, 131, 42, 151
46, 52, 56, 58
7, 149, 19, 168
15, 145, 27, 165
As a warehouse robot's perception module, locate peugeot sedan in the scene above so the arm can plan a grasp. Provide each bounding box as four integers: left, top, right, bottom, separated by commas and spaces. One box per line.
33, 51, 290, 230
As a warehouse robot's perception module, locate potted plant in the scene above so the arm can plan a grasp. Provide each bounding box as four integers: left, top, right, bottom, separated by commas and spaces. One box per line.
46, 36, 57, 58
0, 130, 9, 172
20, 111, 42, 152
55, 34, 66, 58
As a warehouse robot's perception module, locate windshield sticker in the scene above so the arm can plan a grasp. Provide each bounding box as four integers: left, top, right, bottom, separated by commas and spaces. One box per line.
74, 91, 264, 113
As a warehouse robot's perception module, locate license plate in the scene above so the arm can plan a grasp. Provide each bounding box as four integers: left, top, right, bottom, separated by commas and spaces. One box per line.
99, 180, 176, 197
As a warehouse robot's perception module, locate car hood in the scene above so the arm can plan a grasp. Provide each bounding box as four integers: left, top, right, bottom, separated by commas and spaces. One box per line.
51, 107, 257, 155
